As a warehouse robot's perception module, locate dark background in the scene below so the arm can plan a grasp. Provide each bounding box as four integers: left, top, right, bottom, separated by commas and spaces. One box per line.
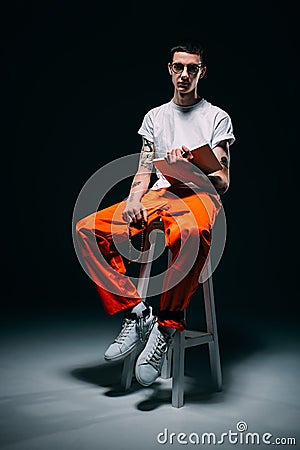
1, 1, 298, 327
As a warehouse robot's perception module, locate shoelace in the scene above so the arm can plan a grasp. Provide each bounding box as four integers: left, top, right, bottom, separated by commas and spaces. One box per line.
115, 318, 136, 344
115, 315, 153, 344
146, 333, 170, 370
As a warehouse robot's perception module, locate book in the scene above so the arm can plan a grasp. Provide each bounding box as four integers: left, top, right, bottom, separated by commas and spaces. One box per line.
153, 144, 222, 186
188, 144, 222, 174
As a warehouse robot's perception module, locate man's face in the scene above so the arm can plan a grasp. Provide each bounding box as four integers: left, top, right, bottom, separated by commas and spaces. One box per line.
168, 51, 206, 93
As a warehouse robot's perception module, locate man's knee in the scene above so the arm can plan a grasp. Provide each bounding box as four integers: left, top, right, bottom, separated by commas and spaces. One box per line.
75, 213, 96, 236
179, 224, 200, 241
168, 223, 211, 248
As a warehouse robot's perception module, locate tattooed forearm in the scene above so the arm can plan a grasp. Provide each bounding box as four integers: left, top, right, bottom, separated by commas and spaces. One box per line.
126, 137, 154, 203
132, 181, 142, 189
139, 151, 154, 171
137, 137, 154, 172
128, 193, 135, 201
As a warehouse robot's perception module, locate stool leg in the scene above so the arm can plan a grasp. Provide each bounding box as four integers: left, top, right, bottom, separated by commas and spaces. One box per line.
161, 345, 173, 379
121, 348, 138, 391
161, 247, 173, 379
203, 275, 222, 391
172, 330, 185, 408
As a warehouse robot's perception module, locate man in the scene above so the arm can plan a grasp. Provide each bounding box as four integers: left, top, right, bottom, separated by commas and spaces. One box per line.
75, 41, 235, 387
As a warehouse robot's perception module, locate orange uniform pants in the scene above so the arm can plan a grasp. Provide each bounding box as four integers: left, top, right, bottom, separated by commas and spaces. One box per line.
75, 186, 220, 330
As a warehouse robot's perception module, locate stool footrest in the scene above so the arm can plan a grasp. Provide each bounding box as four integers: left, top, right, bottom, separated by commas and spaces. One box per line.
184, 330, 213, 348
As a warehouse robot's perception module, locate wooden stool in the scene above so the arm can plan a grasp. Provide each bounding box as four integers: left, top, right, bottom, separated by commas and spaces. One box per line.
121, 217, 222, 408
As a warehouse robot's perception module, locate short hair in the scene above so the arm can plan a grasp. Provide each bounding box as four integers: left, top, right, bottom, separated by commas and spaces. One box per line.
170, 41, 205, 65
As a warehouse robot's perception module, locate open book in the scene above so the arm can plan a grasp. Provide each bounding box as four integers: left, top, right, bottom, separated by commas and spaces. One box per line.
153, 144, 222, 186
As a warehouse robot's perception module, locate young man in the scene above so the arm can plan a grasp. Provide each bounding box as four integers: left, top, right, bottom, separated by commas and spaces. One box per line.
75, 42, 235, 387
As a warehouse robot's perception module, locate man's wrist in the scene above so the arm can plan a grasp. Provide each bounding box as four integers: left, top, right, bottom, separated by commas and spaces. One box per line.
127, 191, 142, 203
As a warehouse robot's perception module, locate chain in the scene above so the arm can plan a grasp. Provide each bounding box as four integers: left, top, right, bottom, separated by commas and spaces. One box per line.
128, 218, 146, 264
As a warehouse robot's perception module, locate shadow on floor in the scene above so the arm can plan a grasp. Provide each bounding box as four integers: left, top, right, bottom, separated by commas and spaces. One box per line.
70, 321, 264, 410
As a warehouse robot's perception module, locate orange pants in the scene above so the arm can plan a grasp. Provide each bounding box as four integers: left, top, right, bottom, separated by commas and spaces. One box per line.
75, 186, 220, 330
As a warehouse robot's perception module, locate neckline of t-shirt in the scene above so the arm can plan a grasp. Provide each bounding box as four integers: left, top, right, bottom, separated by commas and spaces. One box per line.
170, 97, 206, 111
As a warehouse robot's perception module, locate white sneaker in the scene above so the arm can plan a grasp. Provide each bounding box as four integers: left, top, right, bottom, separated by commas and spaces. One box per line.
135, 322, 172, 386
104, 306, 156, 361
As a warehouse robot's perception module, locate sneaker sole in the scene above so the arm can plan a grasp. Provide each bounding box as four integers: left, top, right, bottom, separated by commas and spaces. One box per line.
104, 340, 142, 362
135, 364, 161, 387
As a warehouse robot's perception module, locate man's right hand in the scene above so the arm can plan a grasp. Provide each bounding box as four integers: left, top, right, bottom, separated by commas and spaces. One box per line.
165, 145, 194, 164
122, 198, 148, 225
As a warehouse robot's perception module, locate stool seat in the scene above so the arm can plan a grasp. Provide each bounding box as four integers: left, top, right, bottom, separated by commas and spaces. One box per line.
121, 216, 222, 407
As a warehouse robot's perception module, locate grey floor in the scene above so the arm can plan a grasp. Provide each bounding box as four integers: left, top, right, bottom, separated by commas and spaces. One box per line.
0, 309, 299, 450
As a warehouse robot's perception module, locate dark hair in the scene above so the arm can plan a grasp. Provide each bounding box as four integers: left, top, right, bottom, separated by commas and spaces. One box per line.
170, 41, 205, 65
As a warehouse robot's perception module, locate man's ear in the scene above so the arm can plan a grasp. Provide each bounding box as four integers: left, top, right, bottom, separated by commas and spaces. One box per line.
199, 66, 207, 79
168, 63, 173, 76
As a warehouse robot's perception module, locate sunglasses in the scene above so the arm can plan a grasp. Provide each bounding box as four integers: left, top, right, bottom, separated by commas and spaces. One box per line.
170, 62, 202, 75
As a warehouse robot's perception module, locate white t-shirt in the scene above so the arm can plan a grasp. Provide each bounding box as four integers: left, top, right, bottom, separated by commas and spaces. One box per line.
137, 98, 235, 190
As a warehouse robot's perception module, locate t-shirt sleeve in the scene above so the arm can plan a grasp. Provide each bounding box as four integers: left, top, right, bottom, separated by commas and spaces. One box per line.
212, 113, 235, 148
137, 110, 154, 142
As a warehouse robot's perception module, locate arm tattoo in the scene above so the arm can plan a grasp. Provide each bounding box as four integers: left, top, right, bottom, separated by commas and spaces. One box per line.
220, 156, 229, 169
218, 142, 230, 168
138, 137, 154, 171
140, 152, 154, 170
143, 137, 153, 152
132, 181, 142, 188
